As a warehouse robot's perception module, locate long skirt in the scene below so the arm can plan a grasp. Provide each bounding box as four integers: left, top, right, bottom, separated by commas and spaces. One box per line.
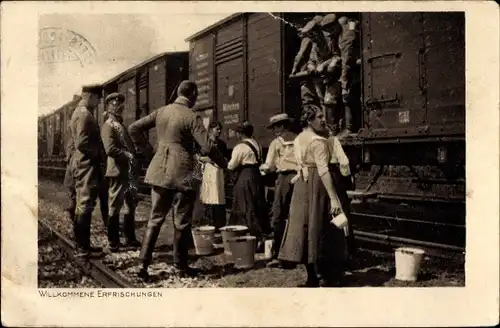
228, 166, 270, 238
278, 166, 347, 277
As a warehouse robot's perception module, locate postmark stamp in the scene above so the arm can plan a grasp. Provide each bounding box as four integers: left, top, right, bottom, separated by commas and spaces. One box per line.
38, 27, 97, 67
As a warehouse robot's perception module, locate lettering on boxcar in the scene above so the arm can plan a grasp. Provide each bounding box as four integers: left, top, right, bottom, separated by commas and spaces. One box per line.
222, 103, 240, 112
399, 110, 410, 124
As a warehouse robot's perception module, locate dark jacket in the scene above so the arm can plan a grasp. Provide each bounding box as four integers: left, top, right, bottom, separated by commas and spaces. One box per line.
101, 114, 136, 178
128, 97, 227, 191
69, 101, 105, 186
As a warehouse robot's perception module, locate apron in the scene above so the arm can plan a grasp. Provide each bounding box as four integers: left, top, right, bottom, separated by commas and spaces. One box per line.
200, 162, 225, 205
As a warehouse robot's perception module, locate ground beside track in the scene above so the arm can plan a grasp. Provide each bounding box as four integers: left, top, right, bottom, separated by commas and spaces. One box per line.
38, 179, 465, 287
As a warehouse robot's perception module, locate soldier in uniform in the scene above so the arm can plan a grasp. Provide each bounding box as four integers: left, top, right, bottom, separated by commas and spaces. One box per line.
291, 15, 324, 107
337, 16, 358, 137
100, 93, 141, 252
319, 13, 344, 134
63, 121, 109, 241
69, 84, 107, 257
129, 81, 227, 280
259, 114, 298, 267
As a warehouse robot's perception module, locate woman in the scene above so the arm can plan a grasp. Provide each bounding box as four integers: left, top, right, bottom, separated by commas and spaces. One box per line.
227, 121, 270, 249
278, 104, 348, 287
197, 121, 228, 230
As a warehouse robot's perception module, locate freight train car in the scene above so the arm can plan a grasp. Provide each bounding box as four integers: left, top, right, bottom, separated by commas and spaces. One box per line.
38, 95, 82, 166
186, 12, 466, 247
100, 51, 189, 151
38, 51, 189, 168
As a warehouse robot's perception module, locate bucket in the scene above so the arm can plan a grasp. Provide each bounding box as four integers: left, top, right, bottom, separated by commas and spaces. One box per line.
264, 239, 274, 260
191, 225, 216, 256
220, 225, 249, 256
395, 247, 425, 282
228, 236, 257, 269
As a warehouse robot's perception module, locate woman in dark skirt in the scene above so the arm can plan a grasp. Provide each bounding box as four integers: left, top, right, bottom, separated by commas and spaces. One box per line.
227, 121, 270, 249
278, 105, 348, 287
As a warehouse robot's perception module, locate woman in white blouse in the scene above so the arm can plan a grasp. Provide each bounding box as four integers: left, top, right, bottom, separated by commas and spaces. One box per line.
278, 105, 348, 287
227, 121, 270, 250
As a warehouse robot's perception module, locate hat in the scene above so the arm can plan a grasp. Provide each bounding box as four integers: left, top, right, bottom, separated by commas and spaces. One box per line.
234, 121, 254, 135
105, 92, 125, 105
267, 113, 293, 129
299, 15, 324, 34
81, 84, 102, 95
320, 13, 337, 27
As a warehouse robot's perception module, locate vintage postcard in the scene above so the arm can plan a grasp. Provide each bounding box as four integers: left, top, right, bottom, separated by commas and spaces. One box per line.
1, 1, 499, 327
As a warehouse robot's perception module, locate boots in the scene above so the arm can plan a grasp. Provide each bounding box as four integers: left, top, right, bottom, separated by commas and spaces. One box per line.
107, 214, 121, 252
173, 229, 199, 278
137, 226, 161, 281
74, 212, 103, 257
123, 213, 140, 248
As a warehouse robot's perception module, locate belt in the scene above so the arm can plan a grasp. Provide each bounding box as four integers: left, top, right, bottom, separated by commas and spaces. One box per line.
278, 170, 297, 175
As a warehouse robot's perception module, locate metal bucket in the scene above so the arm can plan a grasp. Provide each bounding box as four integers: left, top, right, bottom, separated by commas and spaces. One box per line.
228, 236, 256, 269
220, 225, 248, 256
395, 247, 425, 282
191, 225, 216, 256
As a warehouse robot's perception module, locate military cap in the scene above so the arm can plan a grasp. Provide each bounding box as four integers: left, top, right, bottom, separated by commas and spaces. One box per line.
299, 15, 324, 34
320, 13, 337, 27
81, 83, 103, 95
105, 92, 125, 105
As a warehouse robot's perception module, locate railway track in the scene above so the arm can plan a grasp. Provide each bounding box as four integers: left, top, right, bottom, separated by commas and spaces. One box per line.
38, 218, 137, 288
38, 165, 466, 261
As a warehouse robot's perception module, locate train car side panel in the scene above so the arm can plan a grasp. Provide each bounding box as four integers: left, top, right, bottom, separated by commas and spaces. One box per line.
118, 77, 137, 128
247, 13, 282, 146
216, 57, 245, 148
148, 56, 167, 150
190, 34, 215, 111
361, 12, 426, 138
422, 12, 465, 134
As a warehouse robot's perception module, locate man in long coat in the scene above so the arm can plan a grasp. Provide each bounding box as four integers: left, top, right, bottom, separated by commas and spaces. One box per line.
129, 80, 227, 280
69, 84, 107, 257
100, 92, 140, 252
63, 118, 109, 241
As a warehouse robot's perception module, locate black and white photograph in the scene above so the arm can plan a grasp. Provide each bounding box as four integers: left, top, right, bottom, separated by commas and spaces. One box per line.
2, 1, 499, 327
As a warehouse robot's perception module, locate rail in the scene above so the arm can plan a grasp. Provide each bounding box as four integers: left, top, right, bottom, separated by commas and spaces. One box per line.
38, 218, 136, 288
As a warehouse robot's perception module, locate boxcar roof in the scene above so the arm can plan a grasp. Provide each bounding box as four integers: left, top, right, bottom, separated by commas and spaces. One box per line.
101, 51, 187, 87
185, 13, 243, 42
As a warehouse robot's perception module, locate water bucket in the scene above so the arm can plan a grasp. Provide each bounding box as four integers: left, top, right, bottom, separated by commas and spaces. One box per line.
220, 225, 248, 256
395, 247, 425, 282
264, 239, 274, 260
191, 225, 216, 256
228, 236, 257, 269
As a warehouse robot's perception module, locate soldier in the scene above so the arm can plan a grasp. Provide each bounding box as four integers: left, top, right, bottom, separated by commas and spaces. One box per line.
292, 15, 324, 107
303, 15, 331, 105
63, 117, 109, 240
337, 16, 358, 137
320, 13, 344, 134
259, 114, 298, 267
100, 93, 141, 252
69, 84, 107, 257
291, 15, 323, 76
129, 81, 227, 280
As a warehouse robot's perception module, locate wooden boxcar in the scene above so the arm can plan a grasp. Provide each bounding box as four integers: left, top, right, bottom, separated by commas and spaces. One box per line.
101, 51, 189, 151
187, 12, 466, 245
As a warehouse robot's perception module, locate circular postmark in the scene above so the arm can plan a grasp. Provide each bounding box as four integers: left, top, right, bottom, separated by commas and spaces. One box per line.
38, 27, 97, 67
